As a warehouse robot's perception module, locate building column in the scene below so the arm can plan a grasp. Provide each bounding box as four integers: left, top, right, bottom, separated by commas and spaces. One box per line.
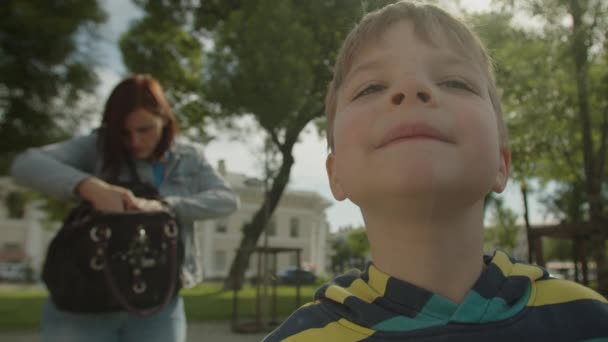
197, 221, 215, 279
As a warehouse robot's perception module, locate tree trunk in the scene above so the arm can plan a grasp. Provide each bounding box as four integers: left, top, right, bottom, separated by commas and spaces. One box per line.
222, 117, 311, 290
580, 238, 589, 286
223, 150, 295, 289
573, 238, 580, 282
591, 233, 607, 295
534, 237, 545, 267
568, 0, 607, 295
521, 183, 534, 263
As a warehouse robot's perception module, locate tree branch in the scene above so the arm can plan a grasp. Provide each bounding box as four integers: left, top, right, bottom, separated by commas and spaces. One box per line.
553, 136, 584, 184
568, 0, 595, 184
587, 0, 603, 42
268, 128, 282, 150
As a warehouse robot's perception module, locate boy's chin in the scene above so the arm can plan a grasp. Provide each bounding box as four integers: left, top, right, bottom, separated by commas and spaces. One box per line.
382, 174, 457, 195
355, 180, 487, 211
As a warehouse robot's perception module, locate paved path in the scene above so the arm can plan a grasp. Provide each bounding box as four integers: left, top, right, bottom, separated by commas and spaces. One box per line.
0, 321, 269, 342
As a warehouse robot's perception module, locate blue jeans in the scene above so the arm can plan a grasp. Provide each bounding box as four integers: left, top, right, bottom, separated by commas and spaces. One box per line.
41, 296, 186, 342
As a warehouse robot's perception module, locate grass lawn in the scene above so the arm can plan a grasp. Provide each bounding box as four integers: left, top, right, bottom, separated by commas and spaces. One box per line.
0, 282, 317, 332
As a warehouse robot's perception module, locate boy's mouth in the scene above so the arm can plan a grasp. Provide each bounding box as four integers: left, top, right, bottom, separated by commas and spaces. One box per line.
377, 122, 453, 148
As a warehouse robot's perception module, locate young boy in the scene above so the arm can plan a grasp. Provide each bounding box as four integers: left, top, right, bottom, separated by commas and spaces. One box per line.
264, 1, 608, 341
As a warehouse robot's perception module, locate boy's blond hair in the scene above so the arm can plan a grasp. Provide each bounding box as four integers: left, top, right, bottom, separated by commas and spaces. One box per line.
325, 1, 507, 150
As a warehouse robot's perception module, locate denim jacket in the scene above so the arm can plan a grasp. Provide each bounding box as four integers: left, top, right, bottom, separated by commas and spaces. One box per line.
10, 130, 239, 287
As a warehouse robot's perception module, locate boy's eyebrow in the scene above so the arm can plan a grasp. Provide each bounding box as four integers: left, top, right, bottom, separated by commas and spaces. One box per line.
344, 51, 481, 88
433, 53, 481, 73
345, 57, 386, 85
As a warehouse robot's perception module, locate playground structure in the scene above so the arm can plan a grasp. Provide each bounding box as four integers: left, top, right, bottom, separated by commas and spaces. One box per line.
527, 222, 602, 286
231, 246, 304, 334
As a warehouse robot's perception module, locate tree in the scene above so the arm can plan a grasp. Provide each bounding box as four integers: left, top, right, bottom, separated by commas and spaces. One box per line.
484, 198, 521, 254
200, 0, 379, 289
330, 237, 351, 275
0, 1, 106, 173
5, 191, 26, 219
119, 1, 206, 138
118, 0, 366, 288
330, 227, 370, 274
347, 228, 371, 270
563, 0, 608, 294
472, 0, 608, 293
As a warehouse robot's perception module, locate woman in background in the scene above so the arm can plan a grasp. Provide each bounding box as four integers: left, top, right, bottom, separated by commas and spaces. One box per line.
11, 74, 239, 342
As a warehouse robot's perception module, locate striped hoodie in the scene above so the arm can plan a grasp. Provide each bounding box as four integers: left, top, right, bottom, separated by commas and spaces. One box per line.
264, 251, 608, 341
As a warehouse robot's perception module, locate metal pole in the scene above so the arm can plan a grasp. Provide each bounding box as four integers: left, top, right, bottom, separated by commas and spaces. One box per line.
261, 136, 271, 329
271, 251, 278, 325
256, 249, 262, 330
231, 263, 239, 332
296, 249, 301, 307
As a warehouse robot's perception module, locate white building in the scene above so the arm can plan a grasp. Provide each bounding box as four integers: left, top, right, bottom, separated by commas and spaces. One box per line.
197, 161, 332, 280
0, 177, 55, 281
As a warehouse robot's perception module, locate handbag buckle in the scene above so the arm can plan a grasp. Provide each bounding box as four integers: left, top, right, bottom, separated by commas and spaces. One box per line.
133, 280, 147, 294
90, 225, 111, 242
90, 256, 105, 270
164, 223, 178, 238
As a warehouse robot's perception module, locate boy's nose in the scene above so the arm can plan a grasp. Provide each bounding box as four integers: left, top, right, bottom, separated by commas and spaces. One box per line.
391, 76, 436, 107
391, 91, 433, 105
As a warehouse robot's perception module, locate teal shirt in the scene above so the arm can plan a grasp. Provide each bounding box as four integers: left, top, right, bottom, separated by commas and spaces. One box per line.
151, 161, 166, 188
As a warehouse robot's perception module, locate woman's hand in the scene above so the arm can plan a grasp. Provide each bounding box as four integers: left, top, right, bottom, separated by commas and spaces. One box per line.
77, 178, 137, 212
129, 198, 166, 212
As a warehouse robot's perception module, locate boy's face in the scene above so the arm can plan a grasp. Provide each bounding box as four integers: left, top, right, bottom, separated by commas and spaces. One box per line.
326, 20, 510, 211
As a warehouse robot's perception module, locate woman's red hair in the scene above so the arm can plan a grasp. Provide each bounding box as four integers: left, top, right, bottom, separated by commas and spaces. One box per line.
100, 74, 178, 179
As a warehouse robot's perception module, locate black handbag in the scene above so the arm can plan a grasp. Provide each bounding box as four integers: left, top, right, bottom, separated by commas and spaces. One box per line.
42, 162, 184, 316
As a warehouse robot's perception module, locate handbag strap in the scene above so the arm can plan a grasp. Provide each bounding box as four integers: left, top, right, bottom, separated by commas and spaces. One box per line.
96, 221, 180, 317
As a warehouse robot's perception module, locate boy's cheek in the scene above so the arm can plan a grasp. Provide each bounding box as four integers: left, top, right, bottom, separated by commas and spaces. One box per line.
331, 118, 351, 150
333, 108, 373, 146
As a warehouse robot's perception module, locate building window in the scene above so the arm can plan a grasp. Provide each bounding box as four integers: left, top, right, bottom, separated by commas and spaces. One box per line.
215, 220, 228, 233
290, 217, 300, 238
214, 250, 227, 271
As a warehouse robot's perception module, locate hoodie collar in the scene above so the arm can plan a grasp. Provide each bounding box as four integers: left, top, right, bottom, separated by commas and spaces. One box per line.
316, 251, 547, 332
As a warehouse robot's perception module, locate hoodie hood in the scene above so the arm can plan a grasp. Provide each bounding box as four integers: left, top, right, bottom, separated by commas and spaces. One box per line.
313, 251, 547, 333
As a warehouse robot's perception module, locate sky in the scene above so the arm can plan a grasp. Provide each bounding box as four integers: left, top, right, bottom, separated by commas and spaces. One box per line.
92, 0, 551, 232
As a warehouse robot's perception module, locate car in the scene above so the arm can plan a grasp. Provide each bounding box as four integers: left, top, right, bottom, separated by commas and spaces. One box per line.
277, 268, 316, 285
0, 262, 30, 282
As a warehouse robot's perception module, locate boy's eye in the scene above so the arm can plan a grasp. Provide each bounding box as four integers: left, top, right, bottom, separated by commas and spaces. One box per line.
440, 79, 475, 93
353, 83, 385, 100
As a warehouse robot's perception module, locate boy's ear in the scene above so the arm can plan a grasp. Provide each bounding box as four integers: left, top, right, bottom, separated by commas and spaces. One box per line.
326, 153, 346, 201
492, 147, 511, 193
